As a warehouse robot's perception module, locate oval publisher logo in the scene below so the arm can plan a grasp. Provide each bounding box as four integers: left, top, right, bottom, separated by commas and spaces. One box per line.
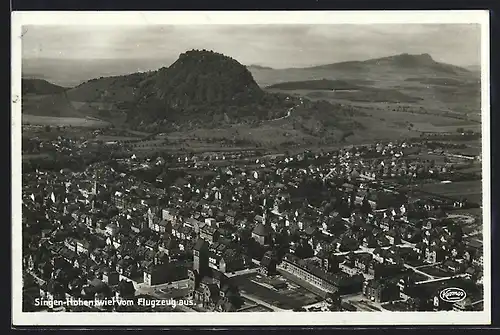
439, 287, 466, 303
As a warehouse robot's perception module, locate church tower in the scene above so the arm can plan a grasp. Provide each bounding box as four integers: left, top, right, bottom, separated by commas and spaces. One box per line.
147, 208, 155, 230
189, 238, 209, 289
263, 198, 267, 225
92, 180, 97, 195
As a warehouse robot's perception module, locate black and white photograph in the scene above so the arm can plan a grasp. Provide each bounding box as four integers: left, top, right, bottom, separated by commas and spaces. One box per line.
11, 11, 491, 326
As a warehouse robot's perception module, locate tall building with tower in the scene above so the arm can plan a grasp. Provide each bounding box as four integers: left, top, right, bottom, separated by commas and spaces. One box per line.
189, 238, 210, 287
251, 197, 273, 245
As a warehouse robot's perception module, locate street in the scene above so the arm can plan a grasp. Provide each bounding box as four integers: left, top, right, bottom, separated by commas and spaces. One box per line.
239, 292, 288, 312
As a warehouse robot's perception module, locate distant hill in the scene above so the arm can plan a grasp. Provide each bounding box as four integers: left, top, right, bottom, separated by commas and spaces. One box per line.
22, 58, 173, 88
110, 50, 303, 129
310, 53, 470, 75
21, 51, 480, 147
22, 78, 67, 95
248, 53, 480, 114
248, 53, 475, 87
22, 50, 367, 143
21, 92, 83, 118
23, 50, 303, 129
66, 72, 151, 103
267, 79, 362, 91
466, 65, 481, 73
247, 64, 275, 70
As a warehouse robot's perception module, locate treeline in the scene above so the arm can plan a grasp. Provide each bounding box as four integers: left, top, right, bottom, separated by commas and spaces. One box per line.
267, 79, 361, 91
23, 150, 130, 173
420, 132, 480, 141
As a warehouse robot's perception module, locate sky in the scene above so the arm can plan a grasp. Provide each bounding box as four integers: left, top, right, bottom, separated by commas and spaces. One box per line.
21, 24, 481, 69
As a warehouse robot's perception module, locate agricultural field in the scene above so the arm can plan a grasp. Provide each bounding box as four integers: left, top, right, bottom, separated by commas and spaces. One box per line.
420, 180, 482, 203
95, 135, 144, 142
22, 153, 52, 160
406, 153, 448, 163
22, 114, 111, 128
360, 109, 479, 131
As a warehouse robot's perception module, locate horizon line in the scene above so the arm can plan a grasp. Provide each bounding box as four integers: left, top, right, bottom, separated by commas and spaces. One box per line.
22, 51, 480, 71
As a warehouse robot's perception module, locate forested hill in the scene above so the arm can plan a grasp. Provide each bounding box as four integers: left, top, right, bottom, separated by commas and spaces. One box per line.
120, 50, 294, 129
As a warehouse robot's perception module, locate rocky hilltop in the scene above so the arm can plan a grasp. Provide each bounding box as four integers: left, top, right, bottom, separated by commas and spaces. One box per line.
121, 50, 293, 129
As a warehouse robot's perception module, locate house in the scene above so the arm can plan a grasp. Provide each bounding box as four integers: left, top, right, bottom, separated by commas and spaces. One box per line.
363, 279, 400, 303
172, 224, 194, 241
40, 279, 66, 301
316, 250, 340, 273
215, 284, 243, 312
187, 218, 206, 234
442, 260, 464, 274
192, 277, 222, 310
251, 223, 273, 246
102, 269, 120, 286
115, 280, 136, 300
188, 267, 241, 312
354, 253, 373, 273
153, 219, 172, 234
112, 191, 127, 209
206, 241, 245, 274
144, 239, 158, 252
340, 262, 359, 276
386, 230, 402, 245
258, 251, 278, 276
106, 235, 123, 249
472, 252, 483, 267
64, 237, 77, 252
225, 210, 237, 225
362, 235, 377, 248
76, 240, 91, 254
278, 253, 363, 294
143, 262, 170, 286
58, 247, 77, 264
162, 209, 178, 223
200, 225, 219, 245
205, 218, 217, 228
425, 246, 447, 263
82, 278, 112, 301
130, 219, 144, 233
105, 223, 118, 237
368, 262, 404, 280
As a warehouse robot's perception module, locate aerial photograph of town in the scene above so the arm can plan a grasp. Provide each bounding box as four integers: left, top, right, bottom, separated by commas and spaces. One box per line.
17, 19, 486, 316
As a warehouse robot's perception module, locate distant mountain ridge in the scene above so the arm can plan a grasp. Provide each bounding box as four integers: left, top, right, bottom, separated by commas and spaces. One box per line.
247, 64, 275, 70
299, 53, 470, 74
22, 53, 472, 90
247, 53, 476, 88
22, 78, 68, 95
466, 65, 481, 73
22, 51, 478, 129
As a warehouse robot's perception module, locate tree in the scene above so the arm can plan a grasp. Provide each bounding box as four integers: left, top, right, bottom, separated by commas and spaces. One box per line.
360, 198, 372, 216
44, 125, 51, 132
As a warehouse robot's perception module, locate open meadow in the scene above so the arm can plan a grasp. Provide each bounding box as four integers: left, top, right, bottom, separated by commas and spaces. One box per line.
420, 180, 482, 203
22, 114, 111, 128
